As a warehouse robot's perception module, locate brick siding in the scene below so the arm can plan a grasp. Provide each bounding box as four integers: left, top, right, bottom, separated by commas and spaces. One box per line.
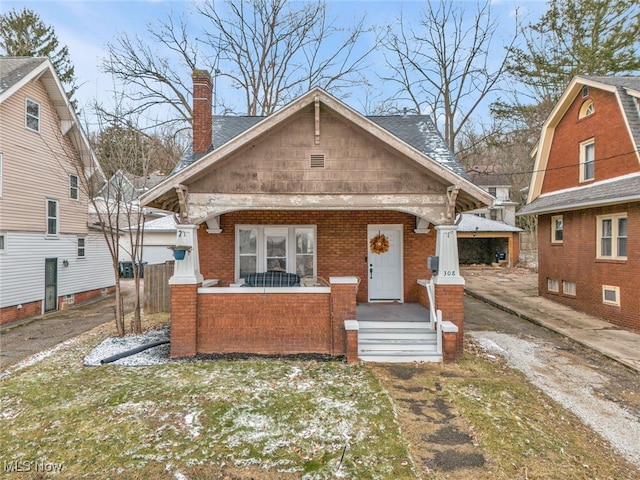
538, 204, 639, 331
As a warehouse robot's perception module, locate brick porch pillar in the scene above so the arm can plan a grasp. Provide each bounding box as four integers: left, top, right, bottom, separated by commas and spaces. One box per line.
169, 225, 203, 358
433, 224, 465, 356
329, 276, 359, 356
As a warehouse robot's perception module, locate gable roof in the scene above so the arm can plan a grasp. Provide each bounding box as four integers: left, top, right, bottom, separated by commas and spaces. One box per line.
526, 75, 640, 207
174, 114, 468, 179
144, 87, 490, 213
0, 56, 104, 181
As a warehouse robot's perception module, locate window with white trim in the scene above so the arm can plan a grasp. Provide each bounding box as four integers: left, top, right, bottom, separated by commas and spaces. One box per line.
579, 100, 594, 119
597, 213, 627, 259
26, 98, 40, 132
235, 225, 316, 279
580, 139, 595, 182
77, 237, 86, 258
46, 199, 58, 237
551, 215, 563, 243
0, 233, 5, 252
69, 174, 79, 200
602, 285, 620, 307
547, 278, 559, 293
562, 280, 576, 296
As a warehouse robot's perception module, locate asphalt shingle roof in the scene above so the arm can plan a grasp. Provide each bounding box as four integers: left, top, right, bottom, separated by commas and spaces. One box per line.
519, 173, 640, 215
0, 57, 47, 95
457, 213, 522, 233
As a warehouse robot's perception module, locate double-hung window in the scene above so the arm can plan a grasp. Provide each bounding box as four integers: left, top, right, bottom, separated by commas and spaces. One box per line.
77, 237, 86, 258
597, 213, 627, 260
236, 225, 316, 279
26, 98, 40, 132
69, 174, 79, 200
580, 139, 595, 182
46, 199, 58, 237
551, 215, 563, 243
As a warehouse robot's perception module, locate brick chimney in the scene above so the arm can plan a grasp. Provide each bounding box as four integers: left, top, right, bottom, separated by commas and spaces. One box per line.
192, 69, 213, 154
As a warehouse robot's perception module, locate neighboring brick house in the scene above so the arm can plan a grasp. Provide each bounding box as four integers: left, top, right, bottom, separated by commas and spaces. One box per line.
519, 76, 640, 331
0, 57, 114, 324
140, 71, 492, 362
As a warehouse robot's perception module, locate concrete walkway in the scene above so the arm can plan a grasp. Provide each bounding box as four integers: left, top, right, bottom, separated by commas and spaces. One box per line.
462, 267, 640, 373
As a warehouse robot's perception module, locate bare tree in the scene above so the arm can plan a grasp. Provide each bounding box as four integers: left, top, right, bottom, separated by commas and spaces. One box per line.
102, 0, 375, 126
380, 1, 516, 152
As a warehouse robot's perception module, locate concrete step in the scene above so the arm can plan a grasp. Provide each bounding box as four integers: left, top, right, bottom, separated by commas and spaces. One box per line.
359, 329, 435, 340
358, 351, 442, 363
359, 337, 437, 348
358, 320, 431, 330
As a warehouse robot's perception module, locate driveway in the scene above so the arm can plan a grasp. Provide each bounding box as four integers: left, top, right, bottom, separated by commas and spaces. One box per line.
464, 294, 640, 469
0, 279, 138, 368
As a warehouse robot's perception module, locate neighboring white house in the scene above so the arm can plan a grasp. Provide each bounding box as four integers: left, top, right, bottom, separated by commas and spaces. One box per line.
466, 167, 518, 226
0, 57, 114, 323
118, 214, 177, 266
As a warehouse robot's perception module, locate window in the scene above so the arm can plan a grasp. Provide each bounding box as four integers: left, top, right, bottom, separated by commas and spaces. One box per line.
579, 100, 595, 118
46, 199, 58, 237
562, 281, 576, 296
77, 237, 86, 258
26, 98, 40, 132
580, 140, 595, 182
597, 213, 627, 259
581, 85, 589, 98
602, 285, 620, 307
551, 215, 563, 243
236, 225, 316, 279
69, 174, 79, 200
0, 233, 5, 252
547, 278, 559, 293
488, 187, 497, 197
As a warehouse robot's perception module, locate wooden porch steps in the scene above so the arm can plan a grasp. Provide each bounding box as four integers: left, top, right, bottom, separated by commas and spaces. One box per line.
357, 319, 441, 363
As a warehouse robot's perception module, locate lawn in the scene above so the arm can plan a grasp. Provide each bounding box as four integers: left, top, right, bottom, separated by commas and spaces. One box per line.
0, 320, 414, 480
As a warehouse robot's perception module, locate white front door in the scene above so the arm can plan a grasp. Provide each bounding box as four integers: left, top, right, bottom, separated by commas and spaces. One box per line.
368, 225, 403, 302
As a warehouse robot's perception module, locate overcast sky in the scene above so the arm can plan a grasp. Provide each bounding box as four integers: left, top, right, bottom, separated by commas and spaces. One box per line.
4, 0, 546, 128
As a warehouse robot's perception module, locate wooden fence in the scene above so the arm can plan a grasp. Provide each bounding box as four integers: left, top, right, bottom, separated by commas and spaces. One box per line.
144, 262, 173, 313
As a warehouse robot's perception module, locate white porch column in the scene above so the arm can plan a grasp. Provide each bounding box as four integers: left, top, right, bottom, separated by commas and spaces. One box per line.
169, 224, 204, 285
433, 224, 464, 285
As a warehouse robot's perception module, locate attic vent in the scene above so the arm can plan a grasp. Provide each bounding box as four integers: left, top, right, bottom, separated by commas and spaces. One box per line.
582, 85, 589, 98
309, 154, 326, 168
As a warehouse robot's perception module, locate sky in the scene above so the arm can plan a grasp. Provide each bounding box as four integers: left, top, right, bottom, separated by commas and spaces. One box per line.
3, 0, 547, 131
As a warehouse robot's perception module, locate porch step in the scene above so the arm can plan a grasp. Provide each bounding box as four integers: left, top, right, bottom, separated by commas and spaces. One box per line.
357, 319, 441, 363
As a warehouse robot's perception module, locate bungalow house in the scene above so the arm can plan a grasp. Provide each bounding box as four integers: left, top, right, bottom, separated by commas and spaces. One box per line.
0, 57, 114, 324
519, 76, 640, 331
139, 71, 492, 362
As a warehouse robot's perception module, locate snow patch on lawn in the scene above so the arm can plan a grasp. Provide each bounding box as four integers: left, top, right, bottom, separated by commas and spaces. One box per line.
83, 326, 170, 366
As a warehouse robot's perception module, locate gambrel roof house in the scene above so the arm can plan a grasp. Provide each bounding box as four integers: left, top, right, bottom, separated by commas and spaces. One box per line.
0, 57, 115, 324
519, 76, 640, 331
140, 71, 493, 362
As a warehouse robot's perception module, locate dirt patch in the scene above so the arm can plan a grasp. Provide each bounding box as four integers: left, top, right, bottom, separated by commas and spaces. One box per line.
371, 363, 493, 479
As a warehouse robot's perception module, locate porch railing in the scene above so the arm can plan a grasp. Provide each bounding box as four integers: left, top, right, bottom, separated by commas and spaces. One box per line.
425, 280, 443, 355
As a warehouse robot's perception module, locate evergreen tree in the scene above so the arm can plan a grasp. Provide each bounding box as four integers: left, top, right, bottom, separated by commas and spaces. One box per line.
0, 7, 78, 102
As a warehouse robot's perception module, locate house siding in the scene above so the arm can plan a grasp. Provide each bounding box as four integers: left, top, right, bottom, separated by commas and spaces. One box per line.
541, 88, 640, 195
189, 105, 447, 196
0, 80, 88, 233
0, 231, 115, 322
198, 210, 435, 304
537, 203, 640, 331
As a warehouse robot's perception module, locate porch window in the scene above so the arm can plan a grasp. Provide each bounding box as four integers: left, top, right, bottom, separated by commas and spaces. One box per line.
236, 225, 316, 279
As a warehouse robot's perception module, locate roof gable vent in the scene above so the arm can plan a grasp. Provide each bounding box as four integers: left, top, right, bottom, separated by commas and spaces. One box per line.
309, 153, 325, 168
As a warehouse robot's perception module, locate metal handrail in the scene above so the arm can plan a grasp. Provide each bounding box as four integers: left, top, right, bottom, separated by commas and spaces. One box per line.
425, 280, 443, 355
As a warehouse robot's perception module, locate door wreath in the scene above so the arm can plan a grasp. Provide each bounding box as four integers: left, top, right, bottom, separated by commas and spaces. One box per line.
370, 232, 390, 254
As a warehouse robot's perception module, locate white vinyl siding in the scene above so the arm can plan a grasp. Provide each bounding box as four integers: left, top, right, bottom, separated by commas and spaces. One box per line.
0, 153, 3, 198
0, 231, 114, 309
1, 81, 88, 233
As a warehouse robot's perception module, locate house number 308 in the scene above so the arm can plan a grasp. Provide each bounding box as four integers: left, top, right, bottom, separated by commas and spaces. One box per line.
441, 270, 457, 276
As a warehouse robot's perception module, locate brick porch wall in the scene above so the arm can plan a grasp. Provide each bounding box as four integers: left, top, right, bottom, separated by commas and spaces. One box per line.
434, 284, 465, 355
196, 292, 332, 355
